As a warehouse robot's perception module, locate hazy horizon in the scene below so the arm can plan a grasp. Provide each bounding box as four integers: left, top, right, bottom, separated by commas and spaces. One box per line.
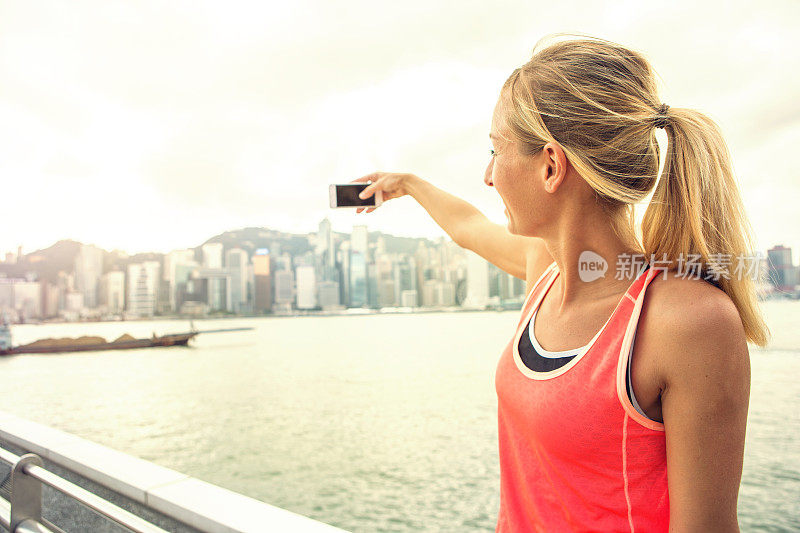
2, 1, 799, 260
7, 222, 798, 263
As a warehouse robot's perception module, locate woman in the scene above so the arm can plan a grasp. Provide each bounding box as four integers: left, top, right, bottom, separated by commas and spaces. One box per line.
355, 36, 769, 532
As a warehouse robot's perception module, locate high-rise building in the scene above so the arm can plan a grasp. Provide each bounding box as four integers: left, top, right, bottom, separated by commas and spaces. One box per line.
397, 257, 417, 295
415, 242, 432, 306
274, 269, 294, 304
439, 240, 461, 283
488, 264, 504, 299
338, 241, 351, 306
165, 249, 196, 311
195, 268, 229, 311
367, 262, 379, 308
378, 279, 395, 308
767, 245, 794, 291
318, 218, 335, 269
74, 244, 104, 309
422, 279, 438, 307
318, 280, 340, 310
349, 251, 368, 308
296, 265, 316, 309
400, 290, 418, 308
100, 271, 125, 313
225, 248, 249, 313
56, 272, 73, 313
463, 251, 489, 309
253, 248, 272, 313
173, 263, 199, 312
180, 272, 207, 314
65, 292, 84, 313
127, 261, 160, 317
376, 253, 395, 308
351, 225, 368, 255
42, 282, 61, 318
0, 280, 14, 317
274, 253, 292, 272
202, 242, 224, 269
437, 281, 456, 307
11, 281, 42, 319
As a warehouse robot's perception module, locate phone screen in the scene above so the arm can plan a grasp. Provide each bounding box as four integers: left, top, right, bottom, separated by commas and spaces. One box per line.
336, 184, 375, 207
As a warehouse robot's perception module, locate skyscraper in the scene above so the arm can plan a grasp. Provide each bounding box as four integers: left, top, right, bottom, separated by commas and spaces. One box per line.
253, 248, 272, 313
11, 281, 42, 320
74, 244, 104, 309
767, 245, 794, 291
463, 250, 489, 309
225, 248, 249, 313
100, 271, 125, 313
296, 265, 316, 309
338, 241, 351, 306
318, 218, 335, 269
165, 249, 196, 311
351, 225, 368, 255
127, 261, 160, 317
376, 253, 395, 308
196, 269, 228, 312
349, 251, 367, 308
274, 269, 295, 310
318, 280, 340, 310
202, 243, 224, 269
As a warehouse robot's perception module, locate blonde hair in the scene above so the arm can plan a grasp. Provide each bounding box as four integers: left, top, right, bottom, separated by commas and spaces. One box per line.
500, 34, 770, 347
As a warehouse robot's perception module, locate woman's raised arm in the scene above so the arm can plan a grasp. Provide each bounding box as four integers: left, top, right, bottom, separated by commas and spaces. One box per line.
356, 172, 553, 291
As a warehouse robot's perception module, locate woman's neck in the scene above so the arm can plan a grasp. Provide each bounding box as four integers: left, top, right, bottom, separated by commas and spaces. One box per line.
541, 214, 641, 314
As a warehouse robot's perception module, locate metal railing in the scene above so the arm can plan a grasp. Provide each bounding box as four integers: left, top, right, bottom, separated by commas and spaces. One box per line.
0, 446, 167, 533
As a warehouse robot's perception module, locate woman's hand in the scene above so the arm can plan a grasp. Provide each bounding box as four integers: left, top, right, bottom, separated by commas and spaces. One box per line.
349, 170, 548, 283
351, 172, 416, 213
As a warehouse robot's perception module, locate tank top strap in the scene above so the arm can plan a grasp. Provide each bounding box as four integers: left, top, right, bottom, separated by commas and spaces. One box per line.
614, 263, 667, 431
516, 261, 558, 328
601, 263, 660, 345
626, 263, 662, 302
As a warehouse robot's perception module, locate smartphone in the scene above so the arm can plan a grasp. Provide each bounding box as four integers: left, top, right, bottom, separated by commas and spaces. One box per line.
329, 183, 383, 208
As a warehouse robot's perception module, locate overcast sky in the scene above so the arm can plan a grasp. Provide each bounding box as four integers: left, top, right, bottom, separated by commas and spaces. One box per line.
2, 0, 798, 260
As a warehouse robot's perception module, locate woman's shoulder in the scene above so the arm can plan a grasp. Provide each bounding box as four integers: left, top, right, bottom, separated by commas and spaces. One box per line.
643, 270, 741, 331
638, 270, 748, 387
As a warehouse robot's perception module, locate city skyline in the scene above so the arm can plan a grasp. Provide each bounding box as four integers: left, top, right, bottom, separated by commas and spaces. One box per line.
3, 222, 798, 269
1, 218, 797, 326
0, 220, 517, 322
2, 2, 799, 257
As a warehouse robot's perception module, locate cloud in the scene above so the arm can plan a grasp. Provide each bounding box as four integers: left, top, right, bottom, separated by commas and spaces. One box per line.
1, 0, 798, 255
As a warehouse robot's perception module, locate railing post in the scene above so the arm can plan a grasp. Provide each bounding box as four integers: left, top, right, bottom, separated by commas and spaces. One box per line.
10, 453, 43, 532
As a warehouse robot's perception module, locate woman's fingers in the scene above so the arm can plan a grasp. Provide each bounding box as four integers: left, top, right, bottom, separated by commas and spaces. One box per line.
351, 172, 380, 184
350, 171, 397, 214
359, 182, 376, 199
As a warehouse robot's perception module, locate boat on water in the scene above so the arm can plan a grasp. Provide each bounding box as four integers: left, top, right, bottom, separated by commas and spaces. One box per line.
0, 330, 198, 356
0, 320, 253, 356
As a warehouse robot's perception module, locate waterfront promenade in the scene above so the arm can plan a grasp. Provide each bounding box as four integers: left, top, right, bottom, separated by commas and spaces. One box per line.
0, 411, 345, 532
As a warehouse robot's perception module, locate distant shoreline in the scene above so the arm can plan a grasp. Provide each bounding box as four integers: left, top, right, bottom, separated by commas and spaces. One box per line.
10, 305, 524, 326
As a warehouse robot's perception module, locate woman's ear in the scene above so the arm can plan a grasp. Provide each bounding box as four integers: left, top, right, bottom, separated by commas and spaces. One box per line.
541, 142, 568, 193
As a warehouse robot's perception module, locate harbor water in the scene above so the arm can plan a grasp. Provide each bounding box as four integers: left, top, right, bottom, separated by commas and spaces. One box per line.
1, 302, 799, 532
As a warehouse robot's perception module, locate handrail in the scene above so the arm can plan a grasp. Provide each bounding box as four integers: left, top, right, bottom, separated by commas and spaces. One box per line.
25, 464, 168, 533
0, 446, 168, 533
0, 447, 18, 467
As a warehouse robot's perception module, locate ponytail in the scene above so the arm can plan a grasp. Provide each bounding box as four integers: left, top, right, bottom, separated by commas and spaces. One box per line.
641, 108, 770, 346
500, 35, 770, 347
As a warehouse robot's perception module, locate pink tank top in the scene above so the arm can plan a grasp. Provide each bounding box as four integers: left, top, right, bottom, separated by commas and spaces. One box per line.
495, 261, 669, 532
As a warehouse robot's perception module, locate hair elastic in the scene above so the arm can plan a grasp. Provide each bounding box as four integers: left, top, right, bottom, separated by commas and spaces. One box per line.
654, 104, 670, 129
